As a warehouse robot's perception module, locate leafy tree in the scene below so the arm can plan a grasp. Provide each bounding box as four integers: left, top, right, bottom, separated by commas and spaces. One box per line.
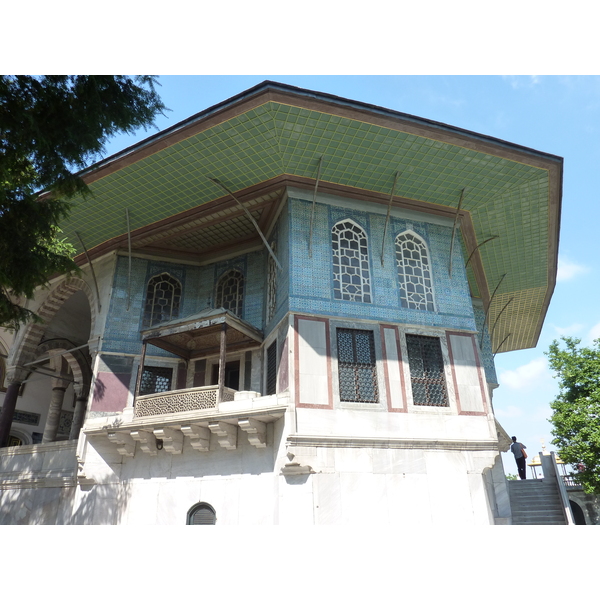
0, 75, 166, 330
505, 474, 518, 481
546, 336, 600, 494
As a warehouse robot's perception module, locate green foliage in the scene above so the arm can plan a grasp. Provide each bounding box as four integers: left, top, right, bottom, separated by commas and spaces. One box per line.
0, 75, 167, 330
546, 336, 600, 494
505, 473, 518, 481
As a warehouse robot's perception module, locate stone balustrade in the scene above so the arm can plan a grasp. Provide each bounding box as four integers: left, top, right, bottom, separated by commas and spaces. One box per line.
134, 385, 236, 418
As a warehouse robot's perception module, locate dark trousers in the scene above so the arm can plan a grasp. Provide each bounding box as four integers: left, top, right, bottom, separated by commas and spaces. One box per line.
516, 456, 527, 479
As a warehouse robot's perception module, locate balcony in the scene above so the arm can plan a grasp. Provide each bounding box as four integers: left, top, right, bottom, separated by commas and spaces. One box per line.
134, 384, 236, 418
82, 386, 288, 464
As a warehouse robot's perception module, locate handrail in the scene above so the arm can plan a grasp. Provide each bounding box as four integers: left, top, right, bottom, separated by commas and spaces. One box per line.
550, 451, 575, 525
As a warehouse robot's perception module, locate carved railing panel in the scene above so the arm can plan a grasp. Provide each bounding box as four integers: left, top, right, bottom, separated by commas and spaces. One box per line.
134, 385, 235, 418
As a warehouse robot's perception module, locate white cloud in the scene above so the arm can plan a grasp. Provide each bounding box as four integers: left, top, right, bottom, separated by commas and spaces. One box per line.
498, 356, 551, 390
503, 75, 541, 90
557, 257, 589, 282
552, 323, 583, 336
585, 322, 600, 344
494, 405, 523, 419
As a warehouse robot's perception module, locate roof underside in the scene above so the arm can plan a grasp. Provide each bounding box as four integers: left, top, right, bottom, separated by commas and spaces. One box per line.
60, 82, 562, 353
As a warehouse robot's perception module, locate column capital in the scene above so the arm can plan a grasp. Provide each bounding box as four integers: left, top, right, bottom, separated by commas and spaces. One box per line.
5, 366, 28, 384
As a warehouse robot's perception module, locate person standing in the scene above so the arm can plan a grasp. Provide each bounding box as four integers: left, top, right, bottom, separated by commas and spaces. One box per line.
510, 436, 527, 479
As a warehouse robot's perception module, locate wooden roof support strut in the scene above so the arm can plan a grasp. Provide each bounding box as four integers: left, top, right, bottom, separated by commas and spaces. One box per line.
209, 177, 282, 271
75, 232, 102, 313
381, 171, 400, 267
493, 333, 512, 358
480, 273, 506, 350
448, 188, 465, 277
489, 296, 514, 349
308, 157, 323, 258
465, 235, 499, 269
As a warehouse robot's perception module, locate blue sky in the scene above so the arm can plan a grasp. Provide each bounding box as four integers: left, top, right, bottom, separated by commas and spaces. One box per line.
98, 75, 599, 476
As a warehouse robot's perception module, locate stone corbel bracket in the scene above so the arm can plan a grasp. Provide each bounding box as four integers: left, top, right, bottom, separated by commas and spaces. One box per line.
280, 452, 314, 476
130, 430, 157, 456
107, 431, 136, 457
181, 424, 211, 452
238, 418, 267, 448
154, 427, 183, 454
208, 421, 237, 450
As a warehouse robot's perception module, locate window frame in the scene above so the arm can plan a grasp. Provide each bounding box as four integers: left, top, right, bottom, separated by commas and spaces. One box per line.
335, 327, 380, 405
187, 502, 217, 525
404, 333, 450, 408
142, 272, 182, 328
215, 268, 245, 318
331, 219, 372, 304
395, 230, 436, 312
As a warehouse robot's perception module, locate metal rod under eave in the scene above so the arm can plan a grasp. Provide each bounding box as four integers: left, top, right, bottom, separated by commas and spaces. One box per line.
464, 235, 499, 269
489, 296, 514, 349
480, 273, 506, 350
381, 171, 400, 266
493, 333, 512, 358
308, 157, 323, 258
133, 341, 147, 406
75, 231, 102, 313
448, 188, 465, 277
208, 177, 282, 271
218, 323, 227, 402
126, 208, 132, 312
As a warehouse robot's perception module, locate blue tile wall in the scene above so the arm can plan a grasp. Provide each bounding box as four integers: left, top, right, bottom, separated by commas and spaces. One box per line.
473, 303, 498, 385
264, 209, 290, 337
103, 251, 267, 357
288, 197, 477, 331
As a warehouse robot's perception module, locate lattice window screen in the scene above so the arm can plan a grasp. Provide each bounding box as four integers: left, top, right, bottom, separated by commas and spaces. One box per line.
266, 341, 277, 396
215, 270, 244, 317
395, 232, 434, 311
140, 366, 173, 395
336, 328, 379, 403
332, 221, 372, 303
143, 273, 182, 327
405, 334, 448, 406
267, 242, 277, 322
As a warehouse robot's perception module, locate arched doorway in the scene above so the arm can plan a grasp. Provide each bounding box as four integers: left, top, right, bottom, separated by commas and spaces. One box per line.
570, 500, 586, 525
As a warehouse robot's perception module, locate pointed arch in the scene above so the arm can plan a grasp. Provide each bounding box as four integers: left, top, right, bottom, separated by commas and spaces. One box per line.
332, 219, 372, 303
215, 269, 245, 318
395, 230, 435, 311
143, 272, 182, 327
9, 277, 96, 370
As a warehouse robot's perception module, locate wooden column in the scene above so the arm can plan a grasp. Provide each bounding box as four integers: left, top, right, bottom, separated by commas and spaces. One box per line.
218, 323, 227, 401
133, 341, 147, 405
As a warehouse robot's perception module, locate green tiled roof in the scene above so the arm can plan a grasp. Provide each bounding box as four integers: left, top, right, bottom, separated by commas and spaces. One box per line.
61, 83, 561, 352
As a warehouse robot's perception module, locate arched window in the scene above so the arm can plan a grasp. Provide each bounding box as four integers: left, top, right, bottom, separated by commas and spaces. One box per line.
332, 220, 371, 303
187, 502, 217, 525
143, 273, 182, 327
395, 232, 434, 311
215, 269, 244, 318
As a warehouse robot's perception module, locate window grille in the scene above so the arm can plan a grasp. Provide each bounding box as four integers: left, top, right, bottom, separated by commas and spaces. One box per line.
266, 341, 277, 395
332, 221, 372, 303
336, 328, 378, 403
140, 366, 173, 395
143, 273, 182, 327
267, 242, 277, 322
396, 232, 434, 311
405, 334, 448, 406
215, 269, 244, 318
187, 502, 216, 525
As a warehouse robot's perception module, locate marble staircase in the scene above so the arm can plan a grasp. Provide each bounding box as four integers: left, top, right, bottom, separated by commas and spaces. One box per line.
508, 479, 567, 525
